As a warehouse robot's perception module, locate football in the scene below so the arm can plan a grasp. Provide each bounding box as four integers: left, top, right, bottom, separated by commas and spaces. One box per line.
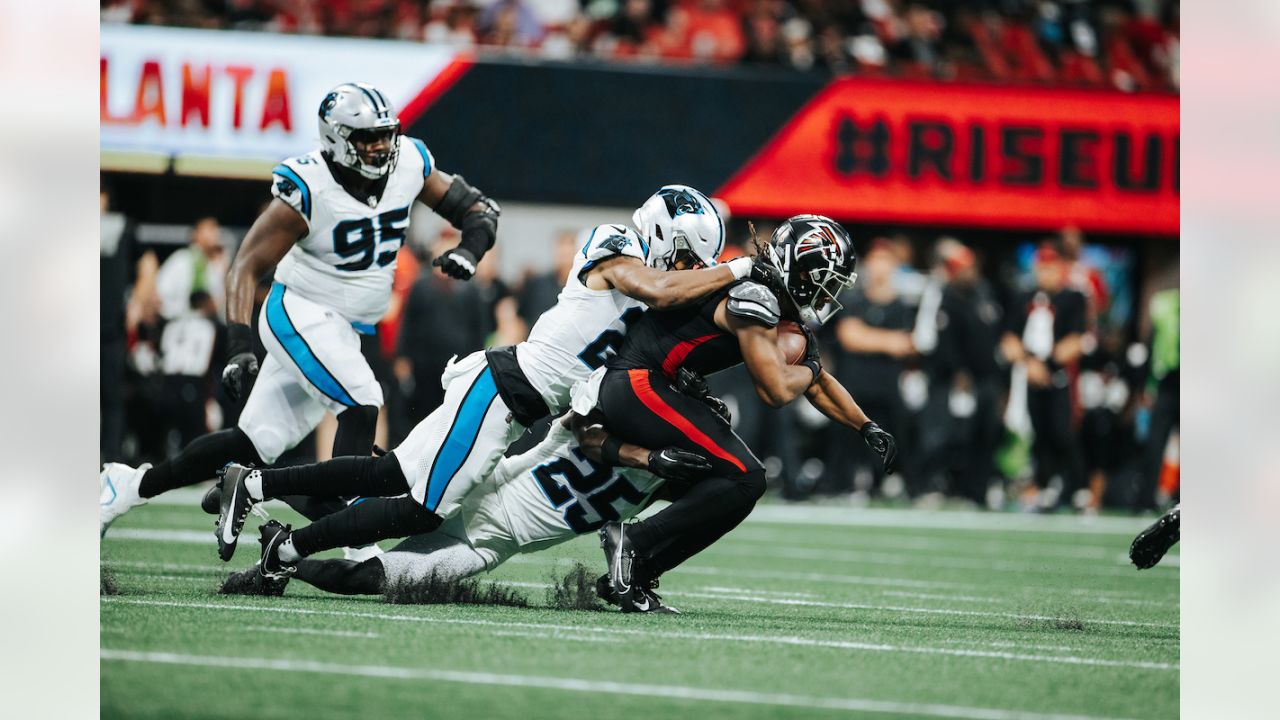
777, 320, 808, 365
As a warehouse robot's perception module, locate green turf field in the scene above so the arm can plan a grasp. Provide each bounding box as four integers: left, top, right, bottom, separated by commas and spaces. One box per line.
100, 490, 1178, 720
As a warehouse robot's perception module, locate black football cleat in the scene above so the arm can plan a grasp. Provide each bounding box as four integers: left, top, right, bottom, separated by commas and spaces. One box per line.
632, 586, 680, 614
201, 484, 221, 515
218, 563, 289, 597
258, 520, 298, 580
215, 464, 259, 561
599, 521, 643, 611
595, 573, 620, 607
1129, 504, 1180, 570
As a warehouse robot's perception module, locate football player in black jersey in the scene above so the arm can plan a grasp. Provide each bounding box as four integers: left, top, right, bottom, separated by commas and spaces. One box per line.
591, 215, 898, 612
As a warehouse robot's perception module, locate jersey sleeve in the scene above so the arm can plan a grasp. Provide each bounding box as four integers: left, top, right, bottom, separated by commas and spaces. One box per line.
404, 136, 435, 179
577, 224, 647, 282
271, 159, 313, 226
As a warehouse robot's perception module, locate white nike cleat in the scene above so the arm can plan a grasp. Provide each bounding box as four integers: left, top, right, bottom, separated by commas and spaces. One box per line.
100, 462, 151, 538
343, 544, 384, 563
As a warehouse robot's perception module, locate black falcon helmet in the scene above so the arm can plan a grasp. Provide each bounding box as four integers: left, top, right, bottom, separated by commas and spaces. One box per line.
765, 214, 858, 325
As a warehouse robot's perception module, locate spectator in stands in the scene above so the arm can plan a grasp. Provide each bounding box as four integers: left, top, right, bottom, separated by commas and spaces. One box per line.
823, 239, 916, 497
101, 184, 143, 462
886, 2, 944, 75
1136, 285, 1179, 511
917, 238, 1005, 506
156, 290, 222, 454
155, 217, 228, 321
479, 0, 545, 47
741, 0, 786, 66
394, 228, 491, 423
1001, 242, 1087, 511
517, 230, 577, 328
472, 245, 526, 346
424, 1, 480, 47
686, 0, 746, 63
610, 0, 660, 52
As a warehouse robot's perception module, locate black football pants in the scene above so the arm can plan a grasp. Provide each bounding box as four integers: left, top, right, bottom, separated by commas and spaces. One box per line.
597, 368, 767, 579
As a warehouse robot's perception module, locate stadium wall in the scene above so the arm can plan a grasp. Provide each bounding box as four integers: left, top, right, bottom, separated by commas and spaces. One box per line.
101, 25, 1178, 237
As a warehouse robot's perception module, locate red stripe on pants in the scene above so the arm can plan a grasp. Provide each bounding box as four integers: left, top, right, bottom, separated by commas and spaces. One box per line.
627, 368, 747, 473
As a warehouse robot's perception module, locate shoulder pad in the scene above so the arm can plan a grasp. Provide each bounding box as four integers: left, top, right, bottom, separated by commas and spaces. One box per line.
726, 281, 780, 327
578, 225, 646, 282
403, 136, 434, 178
271, 159, 313, 224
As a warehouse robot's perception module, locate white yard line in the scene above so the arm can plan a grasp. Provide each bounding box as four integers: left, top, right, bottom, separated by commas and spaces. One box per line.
484, 629, 622, 644
741, 505, 1150, 535
882, 591, 1005, 604
667, 592, 1177, 630
724, 532, 1116, 562
101, 598, 1178, 671
140, 491, 1153, 535
106, 559, 226, 572
243, 625, 380, 639
106, 528, 214, 543
99, 649, 1137, 720
706, 545, 1178, 578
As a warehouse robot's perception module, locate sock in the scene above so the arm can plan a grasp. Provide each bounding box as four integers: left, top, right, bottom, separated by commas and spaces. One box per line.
245, 470, 264, 501
260, 455, 409, 500
293, 558, 385, 595
290, 496, 442, 557
628, 469, 766, 556
333, 405, 379, 457
138, 428, 262, 498
277, 537, 301, 563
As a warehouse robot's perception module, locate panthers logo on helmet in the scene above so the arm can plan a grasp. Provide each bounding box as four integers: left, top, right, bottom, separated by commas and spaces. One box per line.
794, 224, 845, 263
318, 91, 339, 120
658, 187, 704, 218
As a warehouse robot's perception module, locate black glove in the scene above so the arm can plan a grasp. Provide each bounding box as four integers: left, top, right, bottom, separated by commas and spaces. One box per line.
748, 252, 786, 294
432, 247, 479, 280
647, 447, 713, 482
221, 322, 259, 403
801, 324, 823, 381
674, 367, 731, 424
860, 421, 897, 473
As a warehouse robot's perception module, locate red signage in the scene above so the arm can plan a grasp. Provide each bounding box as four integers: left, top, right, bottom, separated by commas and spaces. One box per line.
717, 78, 1179, 235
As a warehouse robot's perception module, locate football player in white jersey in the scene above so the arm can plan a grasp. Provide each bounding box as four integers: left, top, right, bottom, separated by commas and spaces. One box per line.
215, 186, 777, 576
100, 83, 501, 549
241, 411, 712, 613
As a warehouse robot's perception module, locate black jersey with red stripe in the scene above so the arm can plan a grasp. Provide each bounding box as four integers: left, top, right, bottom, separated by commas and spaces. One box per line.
608, 281, 756, 379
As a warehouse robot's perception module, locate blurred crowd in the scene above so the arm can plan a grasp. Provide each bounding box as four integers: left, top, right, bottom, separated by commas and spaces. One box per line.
103, 0, 1179, 91
101, 182, 1179, 514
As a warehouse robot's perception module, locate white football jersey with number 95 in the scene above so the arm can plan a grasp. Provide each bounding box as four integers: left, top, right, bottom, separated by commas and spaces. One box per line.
270, 135, 435, 325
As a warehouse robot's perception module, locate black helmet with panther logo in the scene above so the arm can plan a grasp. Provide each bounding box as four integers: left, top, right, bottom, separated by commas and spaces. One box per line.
765, 215, 858, 325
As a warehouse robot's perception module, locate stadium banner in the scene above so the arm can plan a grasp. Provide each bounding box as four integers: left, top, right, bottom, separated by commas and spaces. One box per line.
100, 25, 468, 167
716, 78, 1179, 235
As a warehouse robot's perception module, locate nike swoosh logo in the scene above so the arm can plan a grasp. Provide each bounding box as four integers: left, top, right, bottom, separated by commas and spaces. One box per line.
222, 484, 239, 543
633, 596, 650, 611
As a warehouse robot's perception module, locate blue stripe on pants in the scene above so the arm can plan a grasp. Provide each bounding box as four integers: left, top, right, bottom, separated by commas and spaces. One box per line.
424, 366, 500, 511
264, 283, 358, 407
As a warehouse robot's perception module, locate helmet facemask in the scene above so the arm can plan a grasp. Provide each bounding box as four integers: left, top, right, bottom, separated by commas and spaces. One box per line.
343, 125, 401, 179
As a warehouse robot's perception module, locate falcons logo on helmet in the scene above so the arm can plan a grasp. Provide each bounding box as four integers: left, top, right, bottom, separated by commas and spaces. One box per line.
794, 223, 845, 263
